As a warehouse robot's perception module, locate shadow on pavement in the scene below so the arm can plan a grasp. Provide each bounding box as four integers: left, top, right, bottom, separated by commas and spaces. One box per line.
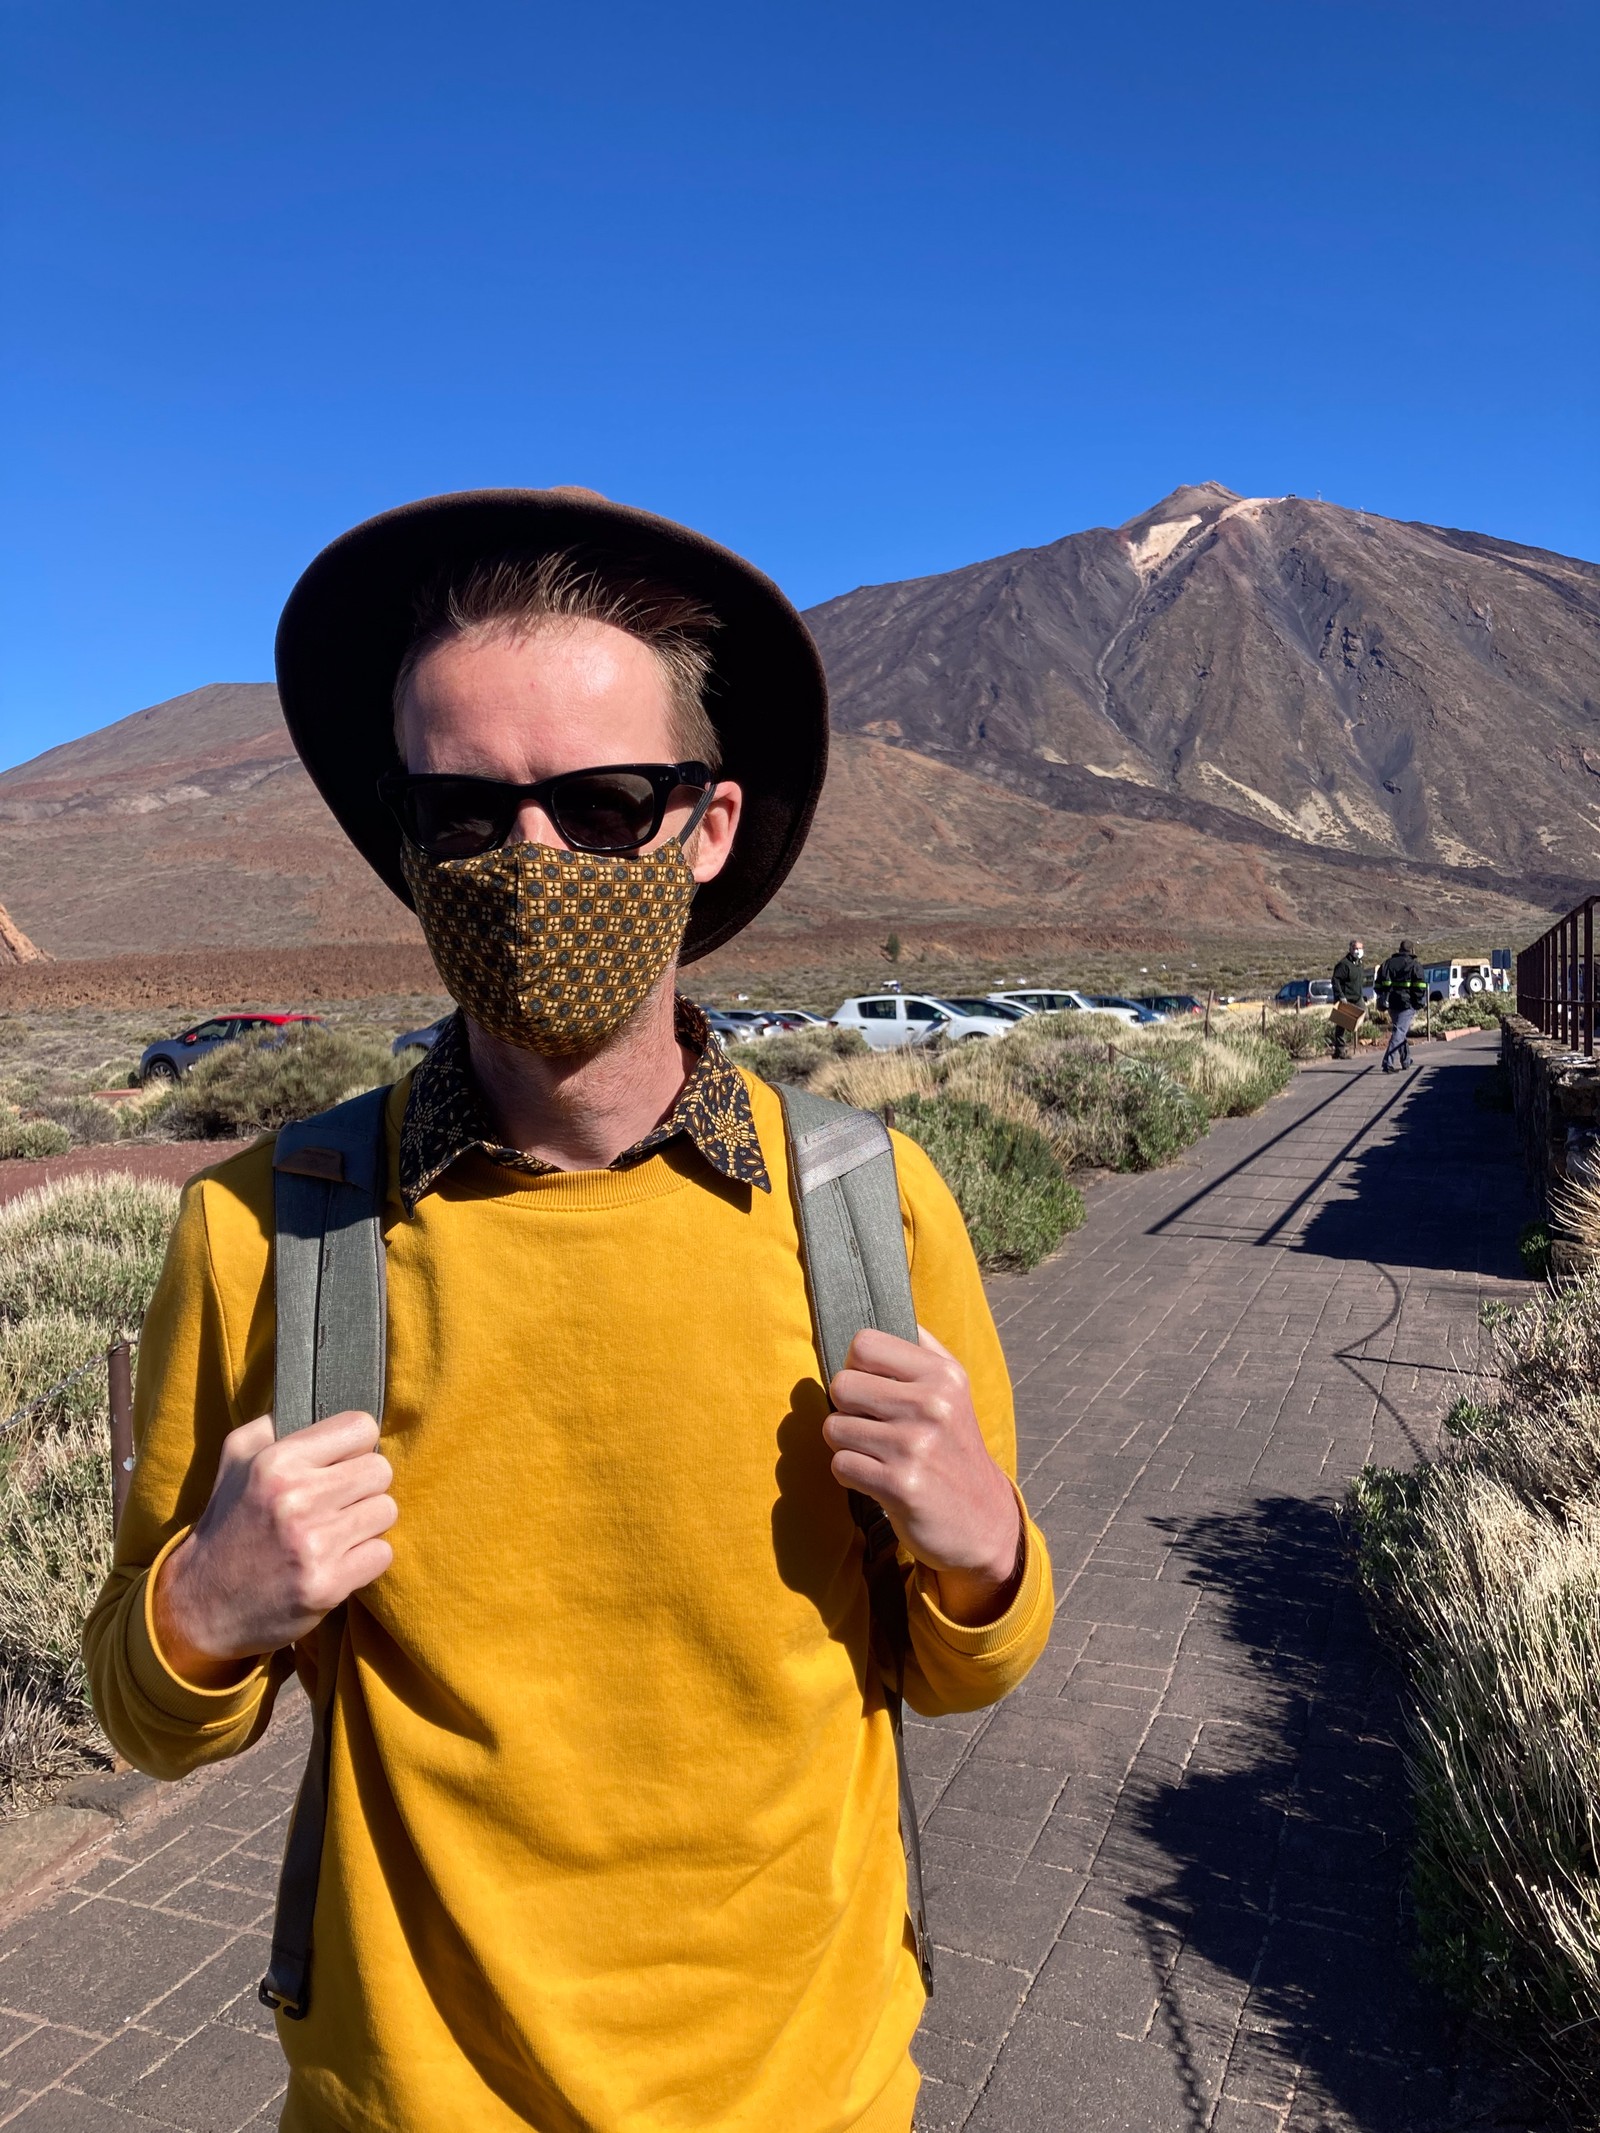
1124, 1494, 1541, 2131
1293, 1055, 1533, 1278
1145, 1043, 1534, 1279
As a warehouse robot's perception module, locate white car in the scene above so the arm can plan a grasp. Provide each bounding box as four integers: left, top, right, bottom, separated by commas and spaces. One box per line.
833, 994, 1014, 1049
987, 989, 1143, 1028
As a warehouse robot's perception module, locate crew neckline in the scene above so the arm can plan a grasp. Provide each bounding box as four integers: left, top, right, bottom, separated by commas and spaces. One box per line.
421, 1145, 700, 1213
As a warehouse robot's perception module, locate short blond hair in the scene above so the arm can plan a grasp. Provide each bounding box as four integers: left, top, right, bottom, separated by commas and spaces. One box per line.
393, 549, 722, 769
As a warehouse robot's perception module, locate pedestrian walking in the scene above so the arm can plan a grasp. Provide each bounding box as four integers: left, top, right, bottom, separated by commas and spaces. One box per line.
1377, 937, 1428, 1071
84, 489, 1053, 2133
1329, 936, 1367, 1060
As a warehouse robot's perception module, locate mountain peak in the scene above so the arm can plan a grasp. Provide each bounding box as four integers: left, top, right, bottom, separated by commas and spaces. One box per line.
1119, 483, 1241, 536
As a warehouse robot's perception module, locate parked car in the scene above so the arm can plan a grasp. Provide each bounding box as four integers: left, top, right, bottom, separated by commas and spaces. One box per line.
715, 1008, 782, 1039
1273, 979, 1336, 1009
701, 1009, 754, 1041
138, 1011, 322, 1086
764, 1009, 828, 1030
833, 995, 1013, 1049
986, 989, 1097, 1017
1089, 995, 1166, 1025
941, 996, 1030, 1022
1134, 993, 1205, 1017
392, 1017, 451, 1056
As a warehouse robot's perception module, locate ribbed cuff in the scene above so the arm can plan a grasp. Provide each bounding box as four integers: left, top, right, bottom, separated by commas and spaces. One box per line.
914, 1494, 1047, 1659
129, 1528, 272, 1726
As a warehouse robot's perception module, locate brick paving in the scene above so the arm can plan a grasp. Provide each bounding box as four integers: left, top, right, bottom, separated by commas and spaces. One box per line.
0, 1034, 1538, 2130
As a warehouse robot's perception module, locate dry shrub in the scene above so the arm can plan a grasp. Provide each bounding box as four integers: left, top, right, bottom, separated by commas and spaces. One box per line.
725, 1027, 867, 1085
801, 1004, 1295, 1267
155, 1023, 404, 1139
1158, 1026, 1296, 1116
811, 1048, 942, 1112
0, 1400, 115, 1807
890, 1096, 1084, 1271
1263, 1007, 1331, 1059
1435, 994, 1513, 1031
1551, 1173, 1600, 1273
1350, 1270, 1600, 2112
812, 1009, 1271, 1179
808, 1050, 1075, 1266
0, 1173, 180, 1809
0, 1106, 71, 1160
0, 1173, 180, 1336
34, 1093, 123, 1146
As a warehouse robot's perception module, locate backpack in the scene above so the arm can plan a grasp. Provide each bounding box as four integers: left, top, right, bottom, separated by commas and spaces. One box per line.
259, 1080, 934, 2018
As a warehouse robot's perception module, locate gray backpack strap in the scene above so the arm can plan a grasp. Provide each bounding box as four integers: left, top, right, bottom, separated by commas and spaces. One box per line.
776, 1082, 934, 1994
259, 1085, 390, 2020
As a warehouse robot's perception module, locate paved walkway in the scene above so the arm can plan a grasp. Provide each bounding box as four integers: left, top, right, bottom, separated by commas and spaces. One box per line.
0, 1035, 1538, 2130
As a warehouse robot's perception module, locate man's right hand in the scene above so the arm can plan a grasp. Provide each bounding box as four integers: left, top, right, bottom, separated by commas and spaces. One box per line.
152, 1411, 398, 1690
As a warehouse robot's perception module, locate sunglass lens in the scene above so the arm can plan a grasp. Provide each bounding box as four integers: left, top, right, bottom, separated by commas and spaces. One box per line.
410, 782, 511, 859
549, 773, 660, 851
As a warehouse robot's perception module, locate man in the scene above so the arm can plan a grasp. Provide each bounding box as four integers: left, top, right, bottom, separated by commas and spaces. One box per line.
1377, 937, 1427, 1072
85, 490, 1053, 2133
1329, 936, 1366, 1059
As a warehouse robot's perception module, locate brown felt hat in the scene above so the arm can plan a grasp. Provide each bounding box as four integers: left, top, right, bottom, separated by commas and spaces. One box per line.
274, 488, 829, 962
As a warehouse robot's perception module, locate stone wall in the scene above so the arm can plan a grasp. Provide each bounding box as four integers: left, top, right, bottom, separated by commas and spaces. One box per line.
1501, 1013, 1600, 1263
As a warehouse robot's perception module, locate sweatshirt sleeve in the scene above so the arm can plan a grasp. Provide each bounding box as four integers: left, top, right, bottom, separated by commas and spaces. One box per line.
82, 1160, 289, 1779
888, 1130, 1054, 1717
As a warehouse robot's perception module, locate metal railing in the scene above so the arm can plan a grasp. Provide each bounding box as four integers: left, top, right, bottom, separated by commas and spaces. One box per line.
1518, 896, 1598, 1056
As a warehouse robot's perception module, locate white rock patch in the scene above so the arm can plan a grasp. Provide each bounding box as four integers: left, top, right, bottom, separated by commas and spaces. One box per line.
1126, 515, 1200, 576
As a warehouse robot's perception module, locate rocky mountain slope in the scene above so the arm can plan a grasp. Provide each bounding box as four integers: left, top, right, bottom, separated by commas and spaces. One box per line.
0, 487, 1591, 961
809, 484, 1600, 898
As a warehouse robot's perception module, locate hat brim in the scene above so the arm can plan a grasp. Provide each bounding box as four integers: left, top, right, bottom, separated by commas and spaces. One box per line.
274, 489, 829, 963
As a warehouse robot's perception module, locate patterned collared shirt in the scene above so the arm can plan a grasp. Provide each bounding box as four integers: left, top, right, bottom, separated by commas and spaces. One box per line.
398, 996, 771, 1209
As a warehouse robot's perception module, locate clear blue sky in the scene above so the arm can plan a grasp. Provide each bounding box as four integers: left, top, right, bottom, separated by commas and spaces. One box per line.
2, 0, 1595, 768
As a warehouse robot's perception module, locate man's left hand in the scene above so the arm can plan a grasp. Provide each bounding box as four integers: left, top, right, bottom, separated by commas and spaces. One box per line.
824, 1327, 1023, 1626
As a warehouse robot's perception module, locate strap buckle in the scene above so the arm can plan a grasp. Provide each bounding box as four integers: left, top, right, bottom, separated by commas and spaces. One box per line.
258, 1972, 308, 2020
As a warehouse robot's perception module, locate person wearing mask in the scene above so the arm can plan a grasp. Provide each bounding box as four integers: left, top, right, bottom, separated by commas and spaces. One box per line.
84, 489, 1054, 2133
1329, 936, 1367, 1060
1377, 938, 1428, 1072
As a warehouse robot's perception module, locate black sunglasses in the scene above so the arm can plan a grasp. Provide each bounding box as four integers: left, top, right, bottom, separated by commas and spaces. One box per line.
378, 761, 716, 860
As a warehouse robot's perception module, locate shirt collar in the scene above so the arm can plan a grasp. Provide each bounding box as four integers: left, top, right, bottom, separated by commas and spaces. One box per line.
398, 996, 771, 1209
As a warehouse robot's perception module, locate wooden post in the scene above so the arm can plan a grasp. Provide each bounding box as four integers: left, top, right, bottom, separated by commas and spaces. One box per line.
882, 1102, 896, 1131
1106, 1042, 1117, 1066
108, 1340, 134, 1533
1204, 989, 1214, 1038
1259, 1000, 1267, 1035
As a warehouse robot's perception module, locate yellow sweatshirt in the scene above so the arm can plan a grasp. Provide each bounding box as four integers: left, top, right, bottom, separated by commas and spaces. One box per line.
84, 1071, 1053, 2133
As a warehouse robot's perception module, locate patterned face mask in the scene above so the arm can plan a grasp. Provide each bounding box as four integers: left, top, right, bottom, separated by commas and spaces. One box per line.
401, 834, 697, 1056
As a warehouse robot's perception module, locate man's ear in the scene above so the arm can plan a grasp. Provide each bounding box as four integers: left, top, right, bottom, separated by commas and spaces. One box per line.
687, 782, 743, 886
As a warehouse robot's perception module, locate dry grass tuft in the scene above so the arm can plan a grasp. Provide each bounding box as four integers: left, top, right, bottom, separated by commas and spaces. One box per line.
1551, 1173, 1600, 1272
0, 1173, 180, 1810
1351, 1272, 1600, 2112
